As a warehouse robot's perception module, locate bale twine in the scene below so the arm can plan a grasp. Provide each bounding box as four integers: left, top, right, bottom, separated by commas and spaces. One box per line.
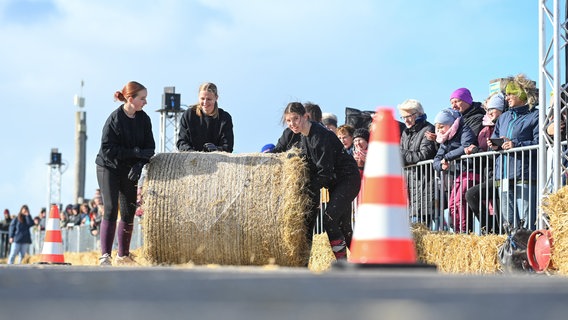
541, 186, 568, 274
141, 151, 311, 267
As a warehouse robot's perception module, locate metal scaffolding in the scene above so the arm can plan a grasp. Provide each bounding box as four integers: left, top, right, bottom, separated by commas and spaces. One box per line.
157, 107, 185, 153
538, 0, 567, 228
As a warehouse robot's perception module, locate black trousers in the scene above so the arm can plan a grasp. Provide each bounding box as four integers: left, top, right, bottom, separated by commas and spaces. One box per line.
465, 179, 500, 233
306, 174, 361, 247
96, 165, 137, 224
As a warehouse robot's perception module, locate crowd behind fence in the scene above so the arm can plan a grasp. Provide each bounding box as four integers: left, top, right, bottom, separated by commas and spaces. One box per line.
0, 145, 548, 259
0, 218, 143, 259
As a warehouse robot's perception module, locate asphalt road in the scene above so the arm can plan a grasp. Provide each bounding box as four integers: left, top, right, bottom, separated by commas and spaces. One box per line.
1, 264, 567, 320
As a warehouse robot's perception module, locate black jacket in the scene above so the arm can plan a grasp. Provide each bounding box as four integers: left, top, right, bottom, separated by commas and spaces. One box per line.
177, 106, 234, 152
95, 105, 155, 170
301, 121, 360, 191
400, 119, 437, 166
461, 102, 486, 138
272, 127, 301, 153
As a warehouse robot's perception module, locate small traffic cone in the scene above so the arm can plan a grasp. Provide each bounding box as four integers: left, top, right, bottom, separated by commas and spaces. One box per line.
347, 108, 435, 269
38, 204, 70, 265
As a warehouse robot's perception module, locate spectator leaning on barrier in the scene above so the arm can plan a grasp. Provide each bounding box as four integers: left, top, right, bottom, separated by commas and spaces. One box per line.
489, 74, 539, 230
398, 99, 438, 226
433, 108, 478, 233
450, 87, 486, 137
465, 93, 505, 234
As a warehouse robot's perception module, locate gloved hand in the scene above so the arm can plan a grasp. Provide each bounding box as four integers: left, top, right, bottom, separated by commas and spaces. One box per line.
138, 148, 154, 160
128, 162, 145, 182
203, 143, 218, 152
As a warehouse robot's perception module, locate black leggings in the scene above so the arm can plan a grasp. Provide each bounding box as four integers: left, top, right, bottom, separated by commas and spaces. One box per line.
96, 165, 137, 224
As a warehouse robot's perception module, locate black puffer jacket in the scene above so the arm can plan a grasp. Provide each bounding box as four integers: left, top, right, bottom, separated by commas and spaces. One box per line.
400, 118, 437, 165
400, 118, 438, 218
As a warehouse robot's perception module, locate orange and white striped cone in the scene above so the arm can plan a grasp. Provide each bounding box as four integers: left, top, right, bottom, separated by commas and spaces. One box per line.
347, 108, 435, 269
38, 204, 70, 265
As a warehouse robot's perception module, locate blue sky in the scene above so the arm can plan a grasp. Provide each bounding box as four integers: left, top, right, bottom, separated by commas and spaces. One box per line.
0, 0, 540, 215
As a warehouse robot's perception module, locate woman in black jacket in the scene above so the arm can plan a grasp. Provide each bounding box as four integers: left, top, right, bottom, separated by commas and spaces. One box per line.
95, 81, 155, 266
284, 102, 360, 260
398, 99, 438, 226
177, 82, 234, 153
7, 205, 34, 264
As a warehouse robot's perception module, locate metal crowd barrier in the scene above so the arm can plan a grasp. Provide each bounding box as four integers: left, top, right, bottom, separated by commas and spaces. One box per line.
313, 145, 541, 236
26, 217, 144, 256
403, 145, 539, 234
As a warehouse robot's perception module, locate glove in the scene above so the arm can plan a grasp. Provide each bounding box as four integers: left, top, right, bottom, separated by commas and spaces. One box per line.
203, 143, 218, 152
138, 148, 154, 160
128, 162, 145, 182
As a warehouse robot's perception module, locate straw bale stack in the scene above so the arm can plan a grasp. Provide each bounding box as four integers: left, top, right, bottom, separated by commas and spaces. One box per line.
541, 186, 568, 274
141, 150, 312, 267
412, 224, 505, 273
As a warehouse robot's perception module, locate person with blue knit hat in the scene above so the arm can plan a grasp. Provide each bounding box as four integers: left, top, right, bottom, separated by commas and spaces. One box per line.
433, 108, 478, 233
398, 99, 438, 226
450, 87, 486, 137
261, 143, 275, 153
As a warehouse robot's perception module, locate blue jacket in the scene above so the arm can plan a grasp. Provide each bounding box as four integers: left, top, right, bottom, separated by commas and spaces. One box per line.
8, 215, 34, 244
492, 105, 539, 181
433, 119, 476, 172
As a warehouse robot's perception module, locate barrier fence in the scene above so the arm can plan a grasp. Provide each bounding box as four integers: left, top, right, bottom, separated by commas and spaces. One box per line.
0, 218, 143, 259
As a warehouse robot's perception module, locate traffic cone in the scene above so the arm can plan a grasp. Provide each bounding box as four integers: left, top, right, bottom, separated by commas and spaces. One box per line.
347, 108, 435, 269
38, 204, 70, 265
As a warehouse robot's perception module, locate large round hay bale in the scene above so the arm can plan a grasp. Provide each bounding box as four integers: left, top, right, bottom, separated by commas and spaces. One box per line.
141, 151, 311, 267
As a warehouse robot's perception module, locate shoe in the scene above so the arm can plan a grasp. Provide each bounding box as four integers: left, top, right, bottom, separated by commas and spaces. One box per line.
115, 253, 137, 266
99, 253, 112, 266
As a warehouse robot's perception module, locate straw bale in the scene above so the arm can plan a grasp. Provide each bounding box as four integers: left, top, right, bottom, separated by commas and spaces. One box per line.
412, 225, 505, 274
308, 232, 336, 272
141, 150, 312, 267
541, 186, 568, 274
307, 225, 506, 274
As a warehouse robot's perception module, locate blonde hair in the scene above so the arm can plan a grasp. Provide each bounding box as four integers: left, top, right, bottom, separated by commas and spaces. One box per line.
397, 99, 424, 115
195, 82, 219, 118
500, 74, 538, 109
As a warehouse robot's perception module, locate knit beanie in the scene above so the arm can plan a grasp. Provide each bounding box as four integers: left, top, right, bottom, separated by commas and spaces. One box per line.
486, 93, 505, 111
450, 88, 473, 105
434, 108, 460, 125
505, 82, 528, 102
353, 128, 370, 142
260, 143, 275, 153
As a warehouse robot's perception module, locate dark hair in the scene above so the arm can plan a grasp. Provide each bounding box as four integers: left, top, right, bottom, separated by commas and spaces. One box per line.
114, 81, 146, 102
304, 102, 322, 123
17, 205, 29, 223
281, 102, 305, 124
